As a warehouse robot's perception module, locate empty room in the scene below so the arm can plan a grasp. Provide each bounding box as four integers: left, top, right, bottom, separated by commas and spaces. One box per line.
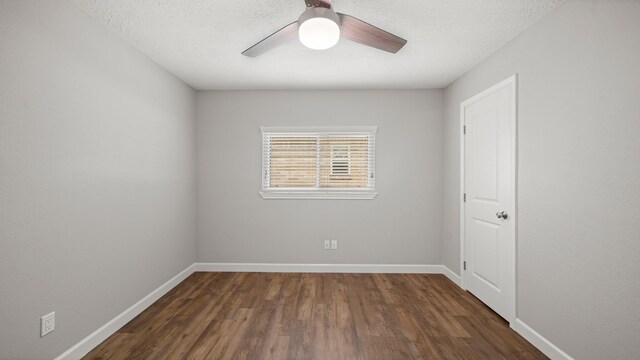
1, 0, 639, 359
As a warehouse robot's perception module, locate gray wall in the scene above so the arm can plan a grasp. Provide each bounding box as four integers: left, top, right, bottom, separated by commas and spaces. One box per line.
442, 1, 640, 359
197, 90, 442, 265
0, 1, 196, 359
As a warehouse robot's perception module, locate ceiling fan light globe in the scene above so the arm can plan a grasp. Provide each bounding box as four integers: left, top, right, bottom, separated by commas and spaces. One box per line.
298, 15, 340, 50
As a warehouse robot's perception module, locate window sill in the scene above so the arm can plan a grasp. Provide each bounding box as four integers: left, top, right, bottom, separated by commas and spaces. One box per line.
259, 191, 378, 200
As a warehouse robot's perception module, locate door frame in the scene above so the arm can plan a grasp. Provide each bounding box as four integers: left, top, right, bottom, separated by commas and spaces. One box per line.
459, 74, 518, 324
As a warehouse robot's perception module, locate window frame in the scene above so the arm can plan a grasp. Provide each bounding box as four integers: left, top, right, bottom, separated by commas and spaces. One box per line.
260, 126, 378, 200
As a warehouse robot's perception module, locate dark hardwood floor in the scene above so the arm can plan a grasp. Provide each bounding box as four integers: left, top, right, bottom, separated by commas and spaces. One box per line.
84, 272, 547, 359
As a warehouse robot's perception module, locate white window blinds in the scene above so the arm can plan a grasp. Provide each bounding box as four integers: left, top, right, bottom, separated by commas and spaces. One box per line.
261, 127, 377, 199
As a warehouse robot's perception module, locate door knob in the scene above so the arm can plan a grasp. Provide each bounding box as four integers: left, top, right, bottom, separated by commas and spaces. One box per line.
496, 211, 509, 220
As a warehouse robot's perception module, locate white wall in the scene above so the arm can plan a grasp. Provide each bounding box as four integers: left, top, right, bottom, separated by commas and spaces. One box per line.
197, 90, 442, 265
442, 1, 640, 359
0, 1, 196, 359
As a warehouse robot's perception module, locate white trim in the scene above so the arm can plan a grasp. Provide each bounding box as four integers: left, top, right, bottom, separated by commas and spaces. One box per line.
259, 191, 378, 200
194, 262, 445, 274
459, 74, 518, 322
55, 264, 195, 360
512, 319, 575, 360
441, 266, 463, 287
260, 126, 378, 134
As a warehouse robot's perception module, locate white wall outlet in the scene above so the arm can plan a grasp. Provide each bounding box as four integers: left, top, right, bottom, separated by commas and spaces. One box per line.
323, 240, 331, 250
331, 240, 338, 250
41, 312, 55, 337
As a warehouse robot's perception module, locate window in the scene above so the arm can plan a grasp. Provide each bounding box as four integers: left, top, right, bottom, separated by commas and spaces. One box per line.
260, 126, 377, 199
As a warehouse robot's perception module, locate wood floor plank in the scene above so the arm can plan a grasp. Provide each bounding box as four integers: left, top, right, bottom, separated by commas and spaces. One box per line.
83, 272, 548, 360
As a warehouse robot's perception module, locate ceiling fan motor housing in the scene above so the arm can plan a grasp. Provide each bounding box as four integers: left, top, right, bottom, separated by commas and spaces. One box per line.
298, 6, 341, 26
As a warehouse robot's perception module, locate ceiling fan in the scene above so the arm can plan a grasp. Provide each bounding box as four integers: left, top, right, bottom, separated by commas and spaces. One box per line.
242, 0, 407, 57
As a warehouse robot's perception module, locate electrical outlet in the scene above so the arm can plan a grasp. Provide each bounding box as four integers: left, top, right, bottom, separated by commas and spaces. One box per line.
41, 312, 55, 337
323, 240, 331, 250
331, 240, 338, 250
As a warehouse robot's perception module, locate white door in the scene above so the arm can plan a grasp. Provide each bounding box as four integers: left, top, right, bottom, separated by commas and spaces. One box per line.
462, 75, 516, 322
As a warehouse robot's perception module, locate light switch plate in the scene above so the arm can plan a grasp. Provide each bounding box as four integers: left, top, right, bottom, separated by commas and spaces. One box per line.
41, 312, 55, 337
331, 240, 338, 250
323, 240, 331, 250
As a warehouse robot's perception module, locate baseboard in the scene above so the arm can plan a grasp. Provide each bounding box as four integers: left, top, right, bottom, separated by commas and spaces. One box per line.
512, 319, 574, 360
441, 266, 463, 287
194, 262, 445, 274
55, 264, 195, 360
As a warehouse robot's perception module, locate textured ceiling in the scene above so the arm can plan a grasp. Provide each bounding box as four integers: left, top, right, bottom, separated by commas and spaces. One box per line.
68, 0, 563, 90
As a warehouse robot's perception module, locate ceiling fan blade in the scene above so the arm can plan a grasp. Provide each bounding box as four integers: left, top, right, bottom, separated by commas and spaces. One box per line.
337, 13, 407, 53
305, 0, 331, 9
242, 21, 300, 57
